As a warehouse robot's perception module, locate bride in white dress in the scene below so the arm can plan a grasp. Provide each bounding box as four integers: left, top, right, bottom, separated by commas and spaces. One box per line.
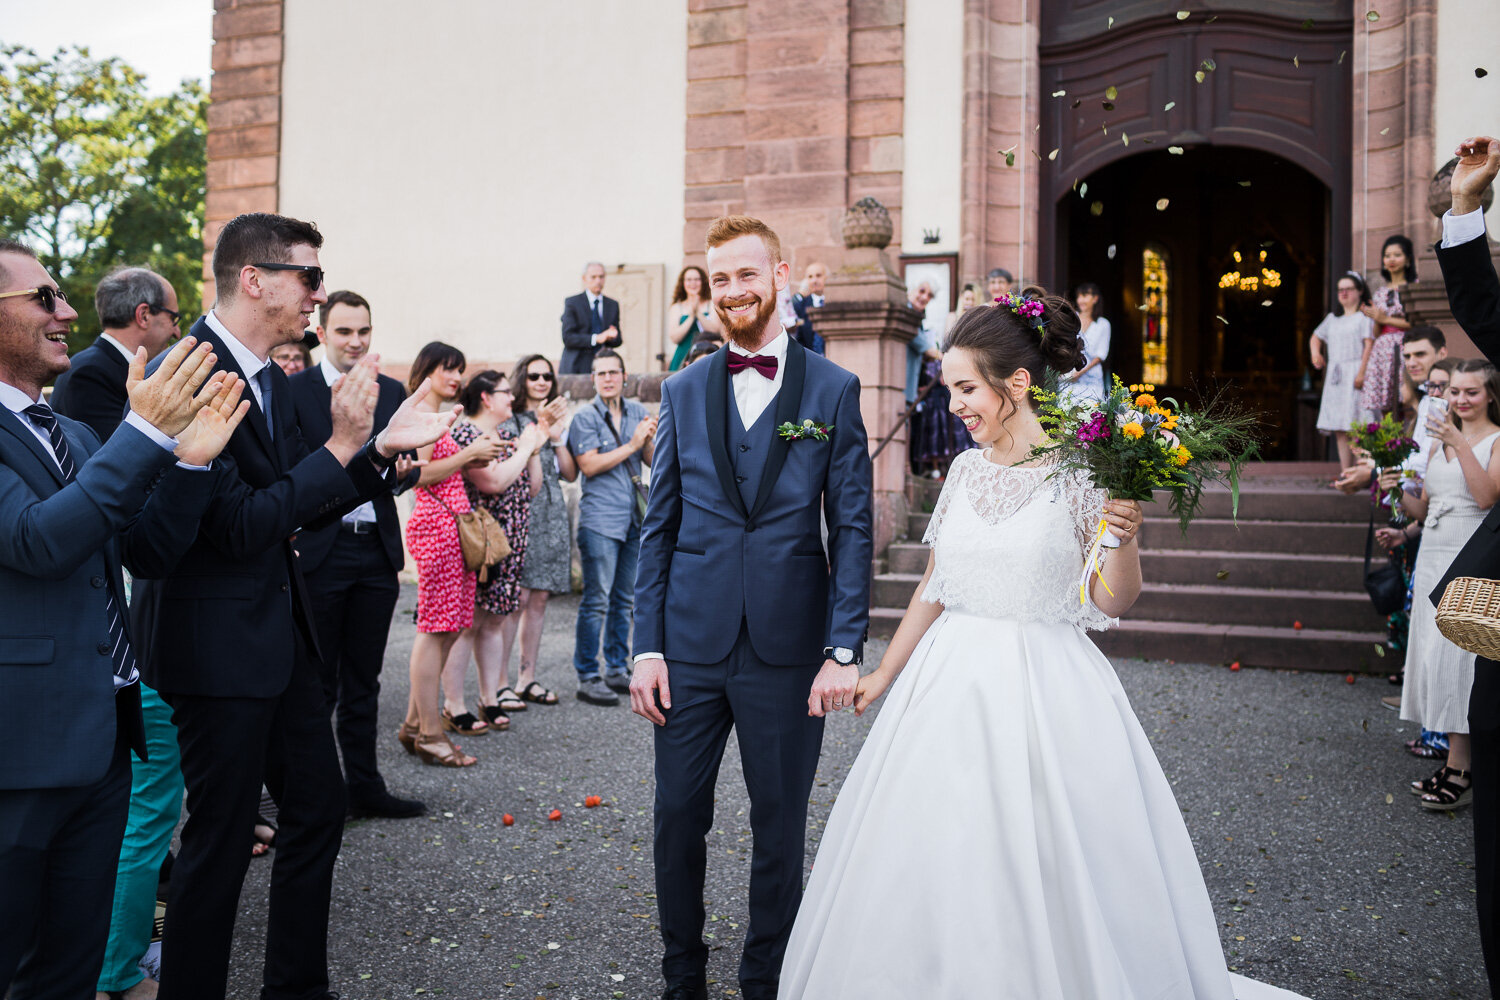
778, 290, 1305, 1000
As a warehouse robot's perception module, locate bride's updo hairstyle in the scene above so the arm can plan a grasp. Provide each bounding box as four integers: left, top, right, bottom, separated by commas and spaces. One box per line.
943, 284, 1085, 428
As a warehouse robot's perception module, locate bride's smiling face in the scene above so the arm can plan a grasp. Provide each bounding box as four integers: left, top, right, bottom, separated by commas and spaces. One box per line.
944, 346, 1028, 446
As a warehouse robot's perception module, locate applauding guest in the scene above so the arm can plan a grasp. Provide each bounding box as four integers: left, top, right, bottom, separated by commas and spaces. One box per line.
560, 262, 622, 375
400, 343, 501, 763
0, 238, 246, 1000
439, 370, 550, 731
132, 213, 457, 1000
289, 290, 425, 820
492, 355, 574, 709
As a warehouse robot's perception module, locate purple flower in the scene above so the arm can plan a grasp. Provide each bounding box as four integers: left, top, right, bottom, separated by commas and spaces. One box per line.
1367, 422, 1380, 434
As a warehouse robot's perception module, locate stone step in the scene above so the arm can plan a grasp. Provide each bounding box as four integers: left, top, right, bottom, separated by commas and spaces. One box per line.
886, 541, 929, 575
1139, 548, 1365, 592
1132, 582, 1385, 632
872, 572, 927, 609
865, 609, 1386, 672
1141, 517, 1369, 555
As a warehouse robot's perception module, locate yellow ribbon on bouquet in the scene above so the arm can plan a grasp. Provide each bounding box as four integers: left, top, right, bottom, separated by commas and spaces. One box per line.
1078, 517, 1116, 606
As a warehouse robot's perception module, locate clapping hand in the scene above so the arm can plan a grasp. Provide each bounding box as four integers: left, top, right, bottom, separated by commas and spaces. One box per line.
630, 415, 658, 451
1360, 303, 1389, 325
1452, 136, 1500, 215
175, 373, 251, 466
329, 355, 380, 457
375, 377, 460, 458
126, 338, 226, 437
537, 396, 569, 443
516, 422, 547, 455
462, 430, 504, 467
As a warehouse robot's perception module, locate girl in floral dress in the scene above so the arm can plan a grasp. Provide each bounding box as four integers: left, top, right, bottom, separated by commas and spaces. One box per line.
1359, 235, 1415, 417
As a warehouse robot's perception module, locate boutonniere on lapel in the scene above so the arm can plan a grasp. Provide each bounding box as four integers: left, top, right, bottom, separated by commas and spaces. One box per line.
778, 418, 833, 442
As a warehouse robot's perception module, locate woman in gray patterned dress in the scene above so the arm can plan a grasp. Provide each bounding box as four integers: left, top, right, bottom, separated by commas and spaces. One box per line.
494, 354, 577, 708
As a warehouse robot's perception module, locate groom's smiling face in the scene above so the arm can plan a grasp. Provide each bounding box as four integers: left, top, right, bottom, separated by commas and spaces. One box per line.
708, 234, 789, 352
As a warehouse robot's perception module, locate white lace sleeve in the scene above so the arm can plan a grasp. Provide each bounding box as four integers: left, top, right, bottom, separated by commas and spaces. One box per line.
921, 449, 973, 547
1064, 470, 1119, 632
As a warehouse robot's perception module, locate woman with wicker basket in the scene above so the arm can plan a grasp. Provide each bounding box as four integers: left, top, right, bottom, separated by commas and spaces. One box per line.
1397, 360, 1500, 810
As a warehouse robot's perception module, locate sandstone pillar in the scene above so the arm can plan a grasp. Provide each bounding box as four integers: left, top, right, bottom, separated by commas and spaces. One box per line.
818, 245, 919, 557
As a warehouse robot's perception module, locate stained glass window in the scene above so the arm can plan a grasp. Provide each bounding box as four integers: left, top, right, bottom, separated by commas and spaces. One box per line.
1141, 246, 1169, 385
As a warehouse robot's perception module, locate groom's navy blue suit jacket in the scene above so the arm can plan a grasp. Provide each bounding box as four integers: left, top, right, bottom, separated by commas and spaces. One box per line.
633, 339, 873, 666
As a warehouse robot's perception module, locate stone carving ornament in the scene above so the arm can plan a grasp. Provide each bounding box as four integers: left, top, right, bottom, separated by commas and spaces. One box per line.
841, 196, 894, 250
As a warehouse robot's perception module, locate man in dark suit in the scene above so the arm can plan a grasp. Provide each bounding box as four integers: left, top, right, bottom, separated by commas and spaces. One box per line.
1431, 134, 1500, 998
289, 289, 423, 820
130, 212, 457, 1000
0, 237, 248, 999
630, 216, 873, 1000
559, 261, 622, 374
51, 266, 181, 441
789, 260, 826, 355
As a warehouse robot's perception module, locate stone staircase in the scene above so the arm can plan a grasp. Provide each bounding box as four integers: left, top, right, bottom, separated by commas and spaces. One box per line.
871, 466, 1391, 672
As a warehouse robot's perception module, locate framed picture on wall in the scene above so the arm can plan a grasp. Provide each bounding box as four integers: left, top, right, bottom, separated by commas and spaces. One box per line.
899, 253, 958, 342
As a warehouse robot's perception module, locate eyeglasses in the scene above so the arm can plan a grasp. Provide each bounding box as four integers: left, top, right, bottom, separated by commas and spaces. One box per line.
151, 304, 182, 326
252, 262, 325, 291
526, 372, 555, 382
0, 285, 68, 313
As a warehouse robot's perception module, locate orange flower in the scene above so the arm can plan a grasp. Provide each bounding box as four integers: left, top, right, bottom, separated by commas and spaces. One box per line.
1172, 445, 1192, 466
1135, 393, 1158, 409
1122, 422, 1145, 439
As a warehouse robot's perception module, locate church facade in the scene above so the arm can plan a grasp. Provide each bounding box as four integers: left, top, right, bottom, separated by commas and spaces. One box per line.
206, 0, 1497, 458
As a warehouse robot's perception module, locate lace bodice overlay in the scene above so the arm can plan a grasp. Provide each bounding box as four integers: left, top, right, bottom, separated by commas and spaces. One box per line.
920, 449, 1117, 631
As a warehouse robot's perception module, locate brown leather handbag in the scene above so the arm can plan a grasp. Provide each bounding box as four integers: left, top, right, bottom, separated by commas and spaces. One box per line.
422, 489, 511, 582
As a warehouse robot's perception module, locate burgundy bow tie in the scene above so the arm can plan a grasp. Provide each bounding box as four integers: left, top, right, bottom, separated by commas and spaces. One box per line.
727, 353, 778, 379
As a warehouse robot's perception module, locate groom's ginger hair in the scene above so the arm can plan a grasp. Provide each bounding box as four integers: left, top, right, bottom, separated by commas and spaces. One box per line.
705, 215, 783, 267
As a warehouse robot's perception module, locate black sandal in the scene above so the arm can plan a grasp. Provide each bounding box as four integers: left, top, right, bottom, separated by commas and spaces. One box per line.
477, 703, 511, 731
1410, 765, 1451, 797
441, 707, 489, 736
519, 680, 559, 705
496, 686, 528, 713
1420, 768, 1473, 811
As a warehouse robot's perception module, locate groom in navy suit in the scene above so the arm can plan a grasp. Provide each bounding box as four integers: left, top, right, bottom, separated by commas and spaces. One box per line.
631, 216, 873, 1000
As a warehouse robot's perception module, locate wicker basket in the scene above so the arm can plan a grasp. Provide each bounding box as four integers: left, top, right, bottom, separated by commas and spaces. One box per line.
1435, 577, 1500, 660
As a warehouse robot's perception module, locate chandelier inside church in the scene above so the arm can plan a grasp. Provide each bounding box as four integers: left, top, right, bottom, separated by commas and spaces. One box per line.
1218, 249, 1283, 297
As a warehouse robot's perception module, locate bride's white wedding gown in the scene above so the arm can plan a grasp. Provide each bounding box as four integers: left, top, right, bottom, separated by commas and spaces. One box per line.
779, 449, 1306, 999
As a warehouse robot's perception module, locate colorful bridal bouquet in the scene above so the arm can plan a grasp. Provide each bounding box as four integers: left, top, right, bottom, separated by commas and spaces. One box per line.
1029, 376, 1260, 600
1348, 412, 1419, 517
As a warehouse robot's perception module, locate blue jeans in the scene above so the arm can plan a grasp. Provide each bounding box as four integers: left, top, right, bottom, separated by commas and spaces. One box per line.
574, 523, 640, 681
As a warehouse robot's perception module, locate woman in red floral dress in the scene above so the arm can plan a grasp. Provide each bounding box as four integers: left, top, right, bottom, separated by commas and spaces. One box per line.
400, 343, 502, 767
439, 370, 551, 732
1359, 234, 1415, 417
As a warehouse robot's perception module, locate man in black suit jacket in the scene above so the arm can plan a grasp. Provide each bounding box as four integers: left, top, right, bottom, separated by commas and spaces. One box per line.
131, 213, 457, 1000
790, 260, 827, 355
290, 289, 423, 820
559, 261, 622, 374
0, 238, 248, 999
1431, 135, 1500, 998
51, 266, 181, 441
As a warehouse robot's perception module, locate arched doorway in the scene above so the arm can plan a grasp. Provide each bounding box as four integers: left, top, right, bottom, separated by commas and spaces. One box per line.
1058, 146, 1329, 459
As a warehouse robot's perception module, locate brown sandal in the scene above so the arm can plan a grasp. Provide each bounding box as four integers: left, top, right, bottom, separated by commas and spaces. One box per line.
396, 721, 419, 755
414, 733, 476, 768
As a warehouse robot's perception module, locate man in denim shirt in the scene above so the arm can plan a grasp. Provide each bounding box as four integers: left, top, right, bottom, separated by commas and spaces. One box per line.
566, 349, 656, 705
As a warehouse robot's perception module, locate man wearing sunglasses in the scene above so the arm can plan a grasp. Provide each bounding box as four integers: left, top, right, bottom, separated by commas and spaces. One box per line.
289, 289, 425, 822
0, 238, 250, 1000
127, 212, 458, 1000
52, 266, 181, 443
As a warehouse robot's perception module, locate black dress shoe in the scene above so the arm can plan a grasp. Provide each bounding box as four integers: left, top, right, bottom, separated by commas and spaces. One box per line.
348, 789, 427, 819
661, 983, 706, 1000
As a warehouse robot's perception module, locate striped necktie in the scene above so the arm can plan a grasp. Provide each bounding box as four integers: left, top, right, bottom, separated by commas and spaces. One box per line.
23, 403, 138, 687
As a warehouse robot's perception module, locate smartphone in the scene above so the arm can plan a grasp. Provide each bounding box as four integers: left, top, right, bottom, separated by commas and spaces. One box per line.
1429, 397, 1450, 420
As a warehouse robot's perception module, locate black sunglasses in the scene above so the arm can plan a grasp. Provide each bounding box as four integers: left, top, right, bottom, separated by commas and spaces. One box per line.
252, 262, 325, 291
0, 285, 68, 313
526, 371, 555, 382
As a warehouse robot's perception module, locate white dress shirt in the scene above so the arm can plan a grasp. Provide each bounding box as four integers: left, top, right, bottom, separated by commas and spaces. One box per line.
1442, 207, 1487, 248
98, 332, 136, 362
4, 382, 175, 470
728, 329, 788, 428
321, 359, 377, 525
204, 310, 272, 412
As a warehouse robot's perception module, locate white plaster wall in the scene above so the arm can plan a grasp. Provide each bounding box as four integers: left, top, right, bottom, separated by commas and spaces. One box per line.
279, 0, 686, 368
1434, 0, 1500, 238
900, 0, 964, 256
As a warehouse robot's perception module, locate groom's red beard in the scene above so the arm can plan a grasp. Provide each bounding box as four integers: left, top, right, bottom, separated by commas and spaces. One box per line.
716, 292, 780, 350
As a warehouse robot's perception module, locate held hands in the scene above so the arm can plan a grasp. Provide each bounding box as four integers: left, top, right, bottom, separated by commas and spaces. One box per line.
853, 666, 895, 716
808, 660, 858, 717
126, 338, 225, 437
1101, 498, 1143, 545
375, 377, 461, 458
1452, 136, 1500, 216
175, 373, 251, 466
630, 657, 671, 725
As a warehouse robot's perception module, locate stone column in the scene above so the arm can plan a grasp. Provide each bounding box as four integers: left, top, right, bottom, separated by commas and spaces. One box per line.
818, 245, 920, 556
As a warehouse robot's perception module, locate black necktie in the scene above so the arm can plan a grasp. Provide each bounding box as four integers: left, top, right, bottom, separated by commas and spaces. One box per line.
23, 403, 136, 686
591, 297, 604, 334
255, 366, 275, 438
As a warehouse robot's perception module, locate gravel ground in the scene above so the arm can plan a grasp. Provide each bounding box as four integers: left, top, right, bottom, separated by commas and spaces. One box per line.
213, 588, 1485, 999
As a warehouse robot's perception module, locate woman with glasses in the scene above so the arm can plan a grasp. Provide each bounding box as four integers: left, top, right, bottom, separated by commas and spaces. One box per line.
438, 370, 552, 733
269, 339, 311, 376
399, 342, 503, 766
667, 265, 721, 371
490, 354, 576, 710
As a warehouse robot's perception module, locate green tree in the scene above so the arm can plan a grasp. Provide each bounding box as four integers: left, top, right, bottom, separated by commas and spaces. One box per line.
0, 44, 206, 355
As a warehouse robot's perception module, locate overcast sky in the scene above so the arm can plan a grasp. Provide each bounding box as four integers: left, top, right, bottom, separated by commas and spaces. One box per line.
4, 0, 212, 94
